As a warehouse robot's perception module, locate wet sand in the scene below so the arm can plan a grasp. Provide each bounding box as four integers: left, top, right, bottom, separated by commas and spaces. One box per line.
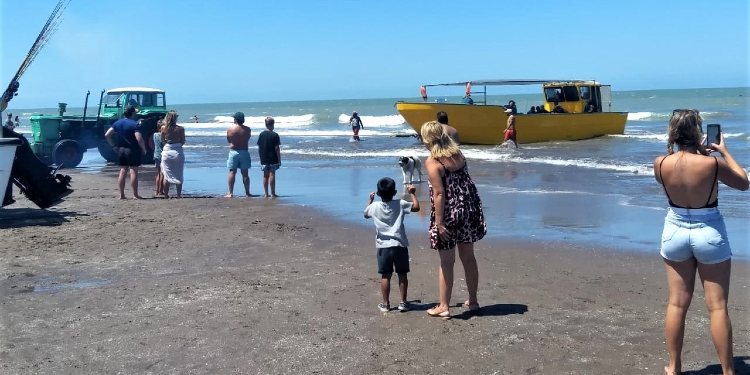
1, 168, 749, 374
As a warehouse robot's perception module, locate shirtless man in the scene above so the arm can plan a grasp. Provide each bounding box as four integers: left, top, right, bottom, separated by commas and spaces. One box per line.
225, 112, 252, 197
436, 111, 460, 144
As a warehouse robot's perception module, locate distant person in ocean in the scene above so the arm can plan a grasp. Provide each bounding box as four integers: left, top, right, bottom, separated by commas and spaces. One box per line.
150, 119, 166, 197
421, 121, 486, 319
160, 110, 186, 199
257, 116, 281, 198
462, 94, 474, 105
436, 111, 460, 144
105, 106, 147, 199
193, 114, 199, 123
3, 113, 14, 130
364, 177, 420, 313
502, 108, 518, 148
225, 111, 252, 198
654, 109, 748, 375
13, 115, 19, 128
349, 111, 363, 141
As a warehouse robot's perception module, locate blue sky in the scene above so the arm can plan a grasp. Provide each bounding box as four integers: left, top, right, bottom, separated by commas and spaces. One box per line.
1, 0, 748, 107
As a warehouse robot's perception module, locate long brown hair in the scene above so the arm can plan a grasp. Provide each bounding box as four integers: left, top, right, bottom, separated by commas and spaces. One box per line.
667, 109, 702, 154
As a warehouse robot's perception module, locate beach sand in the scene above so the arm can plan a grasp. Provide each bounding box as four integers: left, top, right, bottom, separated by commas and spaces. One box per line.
1, 169, 748, 374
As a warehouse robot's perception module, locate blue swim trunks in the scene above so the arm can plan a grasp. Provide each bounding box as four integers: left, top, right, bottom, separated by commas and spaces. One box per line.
227, 149, 251, 170
660, 207, 732, 264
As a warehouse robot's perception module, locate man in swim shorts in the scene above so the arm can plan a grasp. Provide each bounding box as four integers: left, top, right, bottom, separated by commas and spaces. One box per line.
225, 111, 252, 197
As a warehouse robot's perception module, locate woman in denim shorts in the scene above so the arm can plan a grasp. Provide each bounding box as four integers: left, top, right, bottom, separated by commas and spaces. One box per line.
654, 109, 748, 375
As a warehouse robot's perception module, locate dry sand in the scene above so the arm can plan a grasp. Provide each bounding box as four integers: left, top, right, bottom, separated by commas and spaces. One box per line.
1, 168, 748, 374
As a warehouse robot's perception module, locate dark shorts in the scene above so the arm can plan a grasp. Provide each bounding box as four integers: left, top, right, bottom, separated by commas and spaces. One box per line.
377, 246, 409, 275
116, 147, 142, 167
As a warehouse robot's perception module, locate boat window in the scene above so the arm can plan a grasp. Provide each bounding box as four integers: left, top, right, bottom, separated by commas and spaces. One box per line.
562, 86, 580, 101
580, 86, 591, 100
544, 87, 564, 102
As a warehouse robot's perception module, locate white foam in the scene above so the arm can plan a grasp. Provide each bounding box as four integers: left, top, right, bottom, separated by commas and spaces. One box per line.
211, 114, 315, 128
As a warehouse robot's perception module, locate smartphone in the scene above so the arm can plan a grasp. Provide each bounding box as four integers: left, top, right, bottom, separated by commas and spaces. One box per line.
705, 123, 721, 147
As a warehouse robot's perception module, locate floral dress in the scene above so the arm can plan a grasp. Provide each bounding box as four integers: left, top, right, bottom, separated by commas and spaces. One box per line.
428, 155, 487, 250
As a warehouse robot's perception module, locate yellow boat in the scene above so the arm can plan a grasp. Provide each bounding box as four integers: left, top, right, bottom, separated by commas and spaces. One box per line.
396, 79, 628, 145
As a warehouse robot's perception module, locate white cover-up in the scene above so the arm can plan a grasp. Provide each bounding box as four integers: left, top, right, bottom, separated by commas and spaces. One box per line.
160, 143, 184, 184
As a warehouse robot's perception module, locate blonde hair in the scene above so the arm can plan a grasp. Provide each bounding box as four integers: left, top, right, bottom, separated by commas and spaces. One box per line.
160, 110, 180, 142
421, 121, 460, 159
667, 109, 702, 154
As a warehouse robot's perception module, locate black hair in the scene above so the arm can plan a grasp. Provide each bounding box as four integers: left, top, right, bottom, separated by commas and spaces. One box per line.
124, 106, 136, 118
436, 111, 449, 124
376, 177, 396, 201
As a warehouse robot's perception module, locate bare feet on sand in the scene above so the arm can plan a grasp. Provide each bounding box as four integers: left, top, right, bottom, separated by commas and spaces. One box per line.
224, 193, 233, 198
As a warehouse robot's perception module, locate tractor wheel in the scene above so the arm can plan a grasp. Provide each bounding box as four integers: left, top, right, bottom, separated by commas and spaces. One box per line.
98, 143, 118, 163
52, 139, 84, 168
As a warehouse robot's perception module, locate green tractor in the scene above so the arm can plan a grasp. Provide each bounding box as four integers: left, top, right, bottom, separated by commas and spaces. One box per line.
29, 87, 168, 168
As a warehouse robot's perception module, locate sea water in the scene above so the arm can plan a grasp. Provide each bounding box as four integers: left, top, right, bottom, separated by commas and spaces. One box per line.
10, 87, 750, 257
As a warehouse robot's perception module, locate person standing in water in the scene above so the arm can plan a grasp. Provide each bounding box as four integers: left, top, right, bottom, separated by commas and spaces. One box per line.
349, 111, 363, 141
225, 112, 252, 198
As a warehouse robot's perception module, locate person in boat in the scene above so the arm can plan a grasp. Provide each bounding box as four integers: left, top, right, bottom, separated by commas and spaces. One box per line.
506, 100, 517, 115
462, 94, 474, 105
552, 101, 566, 113
585, 100, 597, 113
502, 108, 518, 148
527, 106, 536, 114
436, 111, 460, 144
4, 113, 15, 130
654, 109, 748, 375
349, 111, 363, 141
13, 115, 20, 128
536, 105, 548, 113
421, 121, 486, 319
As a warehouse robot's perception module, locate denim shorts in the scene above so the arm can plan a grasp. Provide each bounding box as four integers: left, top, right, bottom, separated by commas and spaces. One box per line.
227, 149, 251, 170
660, 207, 732, 264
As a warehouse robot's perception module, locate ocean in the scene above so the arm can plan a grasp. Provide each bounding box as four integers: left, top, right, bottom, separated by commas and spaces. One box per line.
9, 87, 750, 258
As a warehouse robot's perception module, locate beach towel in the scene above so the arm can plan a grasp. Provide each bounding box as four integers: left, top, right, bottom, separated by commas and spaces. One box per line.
160, 143, 185, 184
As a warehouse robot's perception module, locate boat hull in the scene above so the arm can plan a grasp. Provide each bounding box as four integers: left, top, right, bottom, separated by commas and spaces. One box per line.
396, 102, 627, 145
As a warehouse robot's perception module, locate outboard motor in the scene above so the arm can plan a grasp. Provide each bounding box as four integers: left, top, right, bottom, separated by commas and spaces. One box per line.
2, 127, 72, 209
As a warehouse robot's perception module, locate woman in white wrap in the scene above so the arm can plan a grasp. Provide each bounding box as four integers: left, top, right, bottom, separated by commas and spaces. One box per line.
160, 110, 186, 198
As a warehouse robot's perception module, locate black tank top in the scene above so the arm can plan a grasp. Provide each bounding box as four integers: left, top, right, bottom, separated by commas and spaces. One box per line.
658, 156, 718, 209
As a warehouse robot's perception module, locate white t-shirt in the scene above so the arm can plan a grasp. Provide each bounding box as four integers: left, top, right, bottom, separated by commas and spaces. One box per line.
364, 199, 412, 248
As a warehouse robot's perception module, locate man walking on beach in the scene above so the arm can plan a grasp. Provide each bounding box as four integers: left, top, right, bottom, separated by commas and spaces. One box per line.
105, 106, 147, 199
226, 111, 252, 198
436, 111, 460, 144
257, 116, 281, 198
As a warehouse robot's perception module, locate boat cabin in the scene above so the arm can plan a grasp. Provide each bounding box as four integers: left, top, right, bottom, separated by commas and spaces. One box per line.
542, 81, 611, 114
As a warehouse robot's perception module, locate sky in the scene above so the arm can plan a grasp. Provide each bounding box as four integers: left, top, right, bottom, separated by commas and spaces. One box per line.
1, 0, 748, 108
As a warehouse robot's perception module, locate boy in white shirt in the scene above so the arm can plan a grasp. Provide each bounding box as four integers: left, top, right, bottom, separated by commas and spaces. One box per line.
364, 177, 420, 312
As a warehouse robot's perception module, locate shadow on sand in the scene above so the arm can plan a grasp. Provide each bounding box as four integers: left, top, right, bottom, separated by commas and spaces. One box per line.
682, 356, 750, 374
0, 208, 87, 229
452, 303, 529, 320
